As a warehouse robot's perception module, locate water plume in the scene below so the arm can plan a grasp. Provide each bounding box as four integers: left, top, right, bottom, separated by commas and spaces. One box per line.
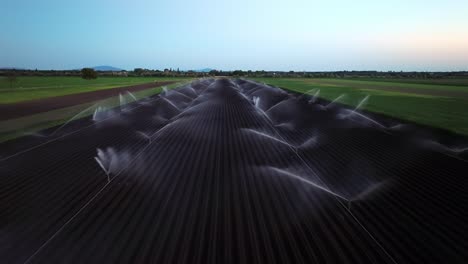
347, 181, 388, 210
337, 95, 370, 118
275, 122, 295, 130
353, 95, 370, 112
119, 94, 127, 108
253, 96, 260, 108
388, 124, 408, 131
299, 136, 319, 149
347, 111, 387, 129
241, 128, 294, 148
326, 94, 346, 108
22, 131, 47, 138
309, 89, 320, 103
161, 97, 180, 111
238, 91, 250, 101
250, 96, 277, 124
126, 91, 138, 102
351, 181, 387, 202
94, 147, 131, 182
270, 167, 349, 201
92, 106, 108, 122
136, 131, 152, 144
50, 103, 97, 136
423, 140, 468, 156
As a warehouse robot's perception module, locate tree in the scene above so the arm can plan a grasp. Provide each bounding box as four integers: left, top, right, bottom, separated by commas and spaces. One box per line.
232, 70, 244, 76
134, 68, 144, 76
81, 68, 98, 79
6, 72, 17, 88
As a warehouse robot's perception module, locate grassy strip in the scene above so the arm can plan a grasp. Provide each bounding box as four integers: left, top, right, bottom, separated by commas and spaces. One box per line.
0, 81, 190, 143
344, 77, 468, 87
252, 78, 468, 136
297, 78, 468, 93
0, 76, 190, 103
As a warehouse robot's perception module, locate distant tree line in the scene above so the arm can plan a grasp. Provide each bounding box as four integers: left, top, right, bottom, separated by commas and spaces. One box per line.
209, 70, 468, 79
1, 68, 468, 79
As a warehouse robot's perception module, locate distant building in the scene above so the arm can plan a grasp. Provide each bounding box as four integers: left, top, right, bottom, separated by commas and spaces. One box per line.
112, 71, 128, 77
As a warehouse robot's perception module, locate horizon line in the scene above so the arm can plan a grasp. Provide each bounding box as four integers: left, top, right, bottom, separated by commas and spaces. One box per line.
2, 67, 468, 73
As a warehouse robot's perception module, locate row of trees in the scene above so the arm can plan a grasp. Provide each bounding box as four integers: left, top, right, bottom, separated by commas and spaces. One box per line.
3, 68, 468, 80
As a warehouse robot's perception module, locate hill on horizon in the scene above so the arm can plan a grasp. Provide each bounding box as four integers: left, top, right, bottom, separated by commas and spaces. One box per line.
92, 66, 124, 71
194, 68, 214, 73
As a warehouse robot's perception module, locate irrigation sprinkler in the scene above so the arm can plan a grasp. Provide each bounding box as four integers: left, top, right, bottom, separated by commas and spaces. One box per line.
270, 167, 349, 202
92, 106, 108, 121
346, 110, 387, 129
161, 97, 180, 111
241, 128, 295, 149
299, 136, 319, 149
422, 140, 468, 160
119, 93, 129, 110
136, 131, 152, 144
354, 95, 370, 111
346, 181, 388, 211
309, 89, 320, 104
49, 103, 98, 136
94, 147, 121, 183
253, 96, 260, 108
326, 94, 346, 108
94, 156, 111, 183
126, 91, 138, 102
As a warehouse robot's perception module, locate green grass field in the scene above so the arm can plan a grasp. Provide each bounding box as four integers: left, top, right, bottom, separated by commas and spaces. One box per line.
345, 77, 468, 87
252, 78, 468, 136
0, 76, 190, 103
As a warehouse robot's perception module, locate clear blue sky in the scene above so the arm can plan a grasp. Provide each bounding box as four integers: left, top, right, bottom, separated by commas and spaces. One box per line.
2, 0, 467, 71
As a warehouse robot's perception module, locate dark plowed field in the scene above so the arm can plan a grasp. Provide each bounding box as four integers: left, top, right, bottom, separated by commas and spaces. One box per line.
0, 78, 467, 263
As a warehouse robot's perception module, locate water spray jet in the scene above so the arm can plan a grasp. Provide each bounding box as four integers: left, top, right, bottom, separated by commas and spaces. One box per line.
309, 89, 320, 104
136, 131, 152, 144
50, 103, 97, 136
270, 167, 349, 201
242, 128, 295, 148
326, 94, 346, 108
126, 91, 138, 102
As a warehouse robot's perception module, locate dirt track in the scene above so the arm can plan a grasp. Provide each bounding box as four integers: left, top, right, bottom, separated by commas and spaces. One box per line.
0, 81, 175, 121
0, 79, 467, 263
